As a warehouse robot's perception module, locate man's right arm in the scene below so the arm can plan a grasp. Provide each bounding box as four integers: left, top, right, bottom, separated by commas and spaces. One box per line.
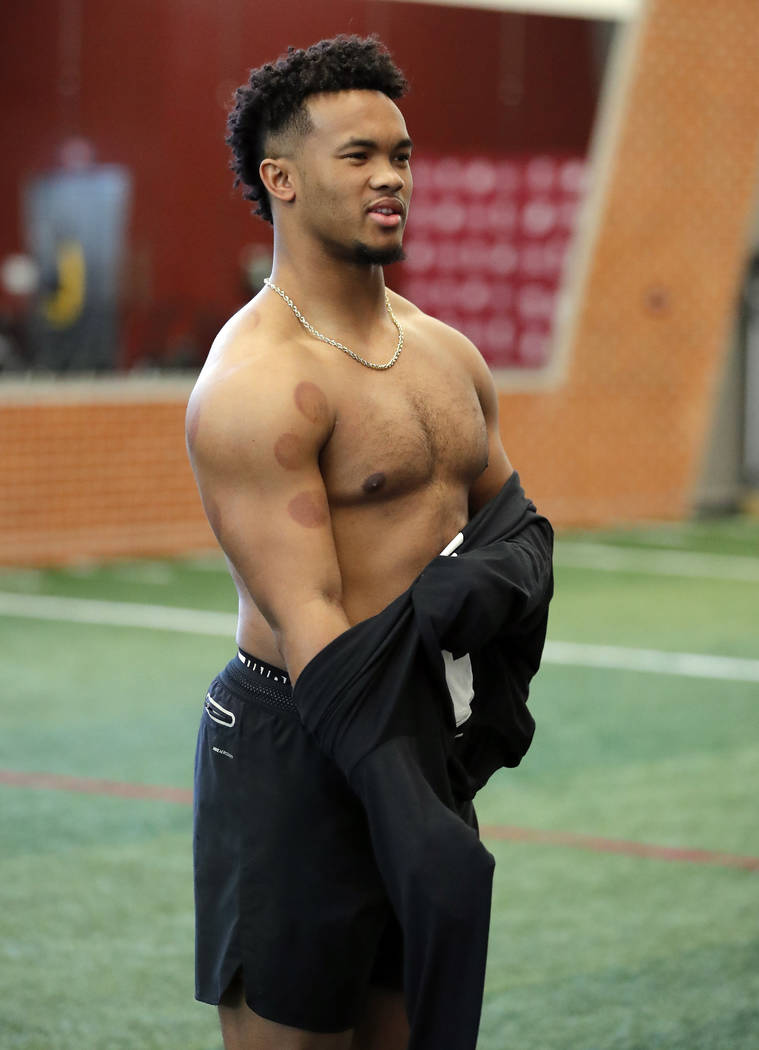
186, 361, 350, 683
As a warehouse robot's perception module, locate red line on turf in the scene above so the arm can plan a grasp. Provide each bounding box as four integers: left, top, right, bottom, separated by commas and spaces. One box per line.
0, 769, 192, 805
479, 824, 759, 871
2, 769, 757, 871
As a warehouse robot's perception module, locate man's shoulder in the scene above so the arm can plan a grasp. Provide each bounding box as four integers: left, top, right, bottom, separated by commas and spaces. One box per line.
187, 300, 334, 457
202, 298, 296, 373
195, 298, 328, 402
390, 289, 490, 372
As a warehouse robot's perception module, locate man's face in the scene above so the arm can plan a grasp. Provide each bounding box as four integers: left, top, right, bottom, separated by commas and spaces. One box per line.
292, 90, 413, 266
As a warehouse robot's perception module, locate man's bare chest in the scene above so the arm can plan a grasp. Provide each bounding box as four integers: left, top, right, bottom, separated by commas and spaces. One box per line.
320, 360, 489, 505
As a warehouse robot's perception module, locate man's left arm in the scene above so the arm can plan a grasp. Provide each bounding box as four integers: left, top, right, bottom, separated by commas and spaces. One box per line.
466, 341, 514, 516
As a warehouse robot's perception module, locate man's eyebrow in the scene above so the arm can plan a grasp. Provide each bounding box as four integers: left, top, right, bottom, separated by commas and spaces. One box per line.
336, 137, 414, 152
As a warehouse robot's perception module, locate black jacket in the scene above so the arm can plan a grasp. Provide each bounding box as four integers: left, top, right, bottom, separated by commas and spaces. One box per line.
294, 470, 553, 796
292, 472, 553, 1050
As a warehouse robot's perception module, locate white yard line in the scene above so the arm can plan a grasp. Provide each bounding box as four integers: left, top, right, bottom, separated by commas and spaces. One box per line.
0, 592, 237, 636
1, 591, 758, 683
555, 542, 759, 582
543, 641, 759, 683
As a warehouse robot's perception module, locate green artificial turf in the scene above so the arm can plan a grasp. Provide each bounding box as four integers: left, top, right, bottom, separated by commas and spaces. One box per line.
0, 517, 757, 1048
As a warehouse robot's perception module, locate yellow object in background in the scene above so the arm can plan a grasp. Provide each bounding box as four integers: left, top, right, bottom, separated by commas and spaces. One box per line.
43, 239, 85, 327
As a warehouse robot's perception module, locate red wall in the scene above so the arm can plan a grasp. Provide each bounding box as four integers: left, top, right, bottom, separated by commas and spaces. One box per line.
0, 0, 601, 362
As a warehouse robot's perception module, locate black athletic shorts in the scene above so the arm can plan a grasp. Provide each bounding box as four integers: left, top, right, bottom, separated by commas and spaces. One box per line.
193, 651, 404, 1033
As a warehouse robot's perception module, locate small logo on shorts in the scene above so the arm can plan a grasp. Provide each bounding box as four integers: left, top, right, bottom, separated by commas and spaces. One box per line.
212, 745, 234, 760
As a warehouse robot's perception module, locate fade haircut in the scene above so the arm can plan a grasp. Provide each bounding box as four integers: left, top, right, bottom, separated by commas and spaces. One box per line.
226, 35, 409, 225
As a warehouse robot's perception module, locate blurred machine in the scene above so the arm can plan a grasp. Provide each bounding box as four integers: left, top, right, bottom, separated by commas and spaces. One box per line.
23, 138, 131, 372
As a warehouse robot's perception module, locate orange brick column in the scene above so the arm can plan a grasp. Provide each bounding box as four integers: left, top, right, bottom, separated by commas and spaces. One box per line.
499, 0, 759, 525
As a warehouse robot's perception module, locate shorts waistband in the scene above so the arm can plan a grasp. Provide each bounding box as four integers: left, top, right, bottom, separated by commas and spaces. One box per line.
219, 649, 295, 713
235, 648, 290, 687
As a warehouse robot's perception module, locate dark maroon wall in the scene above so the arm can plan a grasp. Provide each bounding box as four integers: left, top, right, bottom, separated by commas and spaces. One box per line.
0, 0, 601, 363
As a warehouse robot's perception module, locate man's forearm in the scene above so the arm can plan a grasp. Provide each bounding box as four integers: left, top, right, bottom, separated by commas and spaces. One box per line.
274, 596, 352, 685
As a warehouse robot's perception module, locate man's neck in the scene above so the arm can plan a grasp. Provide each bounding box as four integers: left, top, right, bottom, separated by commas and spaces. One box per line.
268, 237, 392, 339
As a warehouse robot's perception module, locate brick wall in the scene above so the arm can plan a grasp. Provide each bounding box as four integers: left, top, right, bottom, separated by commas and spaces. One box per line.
0, 380, 212, 565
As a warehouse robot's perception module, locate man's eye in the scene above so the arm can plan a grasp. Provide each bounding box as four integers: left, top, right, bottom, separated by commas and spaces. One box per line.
345, 152, 367, 161
396, 155, 411, 164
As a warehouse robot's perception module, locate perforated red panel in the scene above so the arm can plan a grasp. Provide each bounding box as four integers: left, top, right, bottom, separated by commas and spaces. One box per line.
400, 153, 587, 369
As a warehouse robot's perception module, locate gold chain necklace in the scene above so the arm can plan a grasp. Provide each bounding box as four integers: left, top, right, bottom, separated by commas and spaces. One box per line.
264, 277, 404, 371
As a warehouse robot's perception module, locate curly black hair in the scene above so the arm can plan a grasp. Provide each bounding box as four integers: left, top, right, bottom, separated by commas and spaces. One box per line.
226, 35, 408, 225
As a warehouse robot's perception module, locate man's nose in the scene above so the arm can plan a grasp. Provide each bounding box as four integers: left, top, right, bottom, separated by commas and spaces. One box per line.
369, 161, 405, 192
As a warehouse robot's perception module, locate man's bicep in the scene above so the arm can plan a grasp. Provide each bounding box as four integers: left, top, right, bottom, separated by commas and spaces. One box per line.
187, 377, 344, 627
212, 469, 344, 627
209, 462, 351, 683
468, 350, 513, 513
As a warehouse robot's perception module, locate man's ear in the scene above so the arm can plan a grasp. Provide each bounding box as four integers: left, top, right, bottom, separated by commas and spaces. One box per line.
259, 158, 296, 205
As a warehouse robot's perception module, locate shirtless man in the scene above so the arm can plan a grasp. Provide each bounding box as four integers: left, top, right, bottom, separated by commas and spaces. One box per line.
187, 36, 515, 1050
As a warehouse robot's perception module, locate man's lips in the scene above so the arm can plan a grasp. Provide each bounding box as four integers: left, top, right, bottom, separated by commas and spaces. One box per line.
367, 198, 405, 228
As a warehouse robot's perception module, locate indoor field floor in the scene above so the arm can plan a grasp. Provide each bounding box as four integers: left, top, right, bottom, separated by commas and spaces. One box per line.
1, 515, 757, 1049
